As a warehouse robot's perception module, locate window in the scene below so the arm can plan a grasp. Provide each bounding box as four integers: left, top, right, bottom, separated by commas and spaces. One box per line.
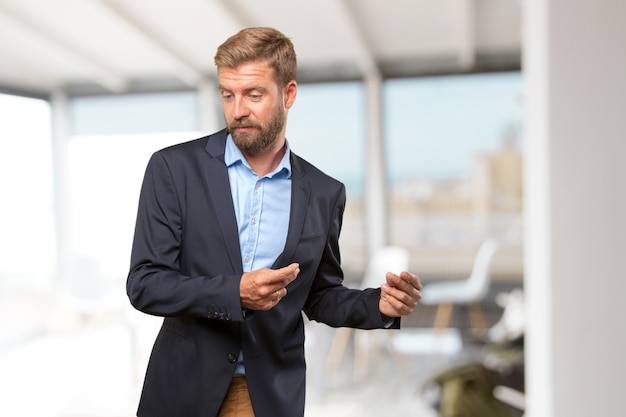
287, 82, 366, 278
65, 91, 201, 280
71, 91, 198, 135
0, 93, 54, 345
384, 72, 524, 280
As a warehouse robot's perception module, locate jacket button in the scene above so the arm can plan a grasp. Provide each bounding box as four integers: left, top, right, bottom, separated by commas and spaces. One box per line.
228, 353, 237, 363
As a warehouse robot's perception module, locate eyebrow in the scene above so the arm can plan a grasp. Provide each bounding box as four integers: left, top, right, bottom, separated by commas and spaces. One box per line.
218, 84, 268, 94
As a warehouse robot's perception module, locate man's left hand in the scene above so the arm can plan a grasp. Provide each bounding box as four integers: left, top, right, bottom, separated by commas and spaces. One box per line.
379, 271, 422, 317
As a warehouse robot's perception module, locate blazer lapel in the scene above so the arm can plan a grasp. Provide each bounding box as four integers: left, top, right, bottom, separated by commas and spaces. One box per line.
274, 154, 310, 270
203, 131, 243, 273
202, 135, 311, 275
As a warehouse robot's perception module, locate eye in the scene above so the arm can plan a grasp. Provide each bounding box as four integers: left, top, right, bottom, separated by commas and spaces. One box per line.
221, 92, 233, 100
249, 94, 262, 101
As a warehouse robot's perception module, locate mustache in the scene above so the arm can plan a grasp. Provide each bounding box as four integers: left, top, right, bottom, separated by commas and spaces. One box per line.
228, 120, 261, 129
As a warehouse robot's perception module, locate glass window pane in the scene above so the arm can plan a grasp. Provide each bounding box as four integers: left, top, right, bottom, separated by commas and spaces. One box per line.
67, 132, 199, 281
384, 72, 524, 281
0, 93, 55, 345
287, 82, 366, 277
70, 91, 198, 135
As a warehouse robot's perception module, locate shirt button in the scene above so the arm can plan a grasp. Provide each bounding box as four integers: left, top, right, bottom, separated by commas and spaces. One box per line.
251, 218, 256, 225
244, 256, 251, 263
228, 353, 237, 363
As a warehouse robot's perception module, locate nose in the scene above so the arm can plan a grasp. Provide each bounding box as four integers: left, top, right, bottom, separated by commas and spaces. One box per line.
232, 96, 250, 120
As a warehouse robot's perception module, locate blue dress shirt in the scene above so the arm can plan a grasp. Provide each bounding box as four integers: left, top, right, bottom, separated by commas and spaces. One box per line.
224, 134, 292, 374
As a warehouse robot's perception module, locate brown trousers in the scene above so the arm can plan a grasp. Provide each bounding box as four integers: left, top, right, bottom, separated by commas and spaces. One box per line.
217, 377, 255, 417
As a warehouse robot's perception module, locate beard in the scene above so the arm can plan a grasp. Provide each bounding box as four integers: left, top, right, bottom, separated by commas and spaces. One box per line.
227, 105, 287, 155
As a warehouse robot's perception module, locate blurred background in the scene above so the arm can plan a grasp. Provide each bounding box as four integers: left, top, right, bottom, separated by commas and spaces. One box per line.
0, 1, 624, 416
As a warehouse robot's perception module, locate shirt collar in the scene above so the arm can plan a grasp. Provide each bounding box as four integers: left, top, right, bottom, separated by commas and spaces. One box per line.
225, 134, 292, 178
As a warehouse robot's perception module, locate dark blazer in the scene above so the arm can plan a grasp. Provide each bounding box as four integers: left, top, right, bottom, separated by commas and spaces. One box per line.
127, 129, 399, 417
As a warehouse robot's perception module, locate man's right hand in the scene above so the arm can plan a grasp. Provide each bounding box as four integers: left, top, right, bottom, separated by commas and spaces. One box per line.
240, 263, 300, 311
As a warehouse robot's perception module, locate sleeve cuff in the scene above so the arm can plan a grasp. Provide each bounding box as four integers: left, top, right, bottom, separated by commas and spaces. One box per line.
381, 314, 395, 328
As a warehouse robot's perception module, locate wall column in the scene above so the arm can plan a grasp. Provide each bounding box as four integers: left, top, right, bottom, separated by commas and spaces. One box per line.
50, 90, 73, 282
524, 1, 626, 416
364, 72, 388, 257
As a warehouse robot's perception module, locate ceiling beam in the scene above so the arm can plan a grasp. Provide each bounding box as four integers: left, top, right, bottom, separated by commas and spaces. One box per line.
330, 0, 380, 78
458, 0, 477, 69
0, 3, 127, 93
96, 0, 205, 88
212, 0, 255, 29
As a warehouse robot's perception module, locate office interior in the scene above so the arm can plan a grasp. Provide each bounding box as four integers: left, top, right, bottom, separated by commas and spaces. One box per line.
0, 1, 624, 416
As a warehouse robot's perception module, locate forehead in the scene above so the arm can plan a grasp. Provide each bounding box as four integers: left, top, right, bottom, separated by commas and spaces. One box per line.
218, 60, 276, 89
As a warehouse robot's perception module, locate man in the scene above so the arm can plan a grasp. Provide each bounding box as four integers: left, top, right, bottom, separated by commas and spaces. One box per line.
127, 27, 422, 417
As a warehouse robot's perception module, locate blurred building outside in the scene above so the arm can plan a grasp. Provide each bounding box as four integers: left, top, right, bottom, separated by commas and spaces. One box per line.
340, 127, 524, 287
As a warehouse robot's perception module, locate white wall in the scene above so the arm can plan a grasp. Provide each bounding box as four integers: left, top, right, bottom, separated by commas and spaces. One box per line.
524, 1, 626, 416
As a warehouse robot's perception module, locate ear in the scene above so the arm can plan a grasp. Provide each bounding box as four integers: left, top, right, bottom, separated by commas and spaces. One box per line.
284, 80, 297, 109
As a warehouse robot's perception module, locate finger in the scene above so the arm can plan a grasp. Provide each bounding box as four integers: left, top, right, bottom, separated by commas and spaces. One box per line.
266, 275, 291, 300
272, 288, 288, 307
399, 271, 422, 291
387, 287, 419, 313
382, 282, 421, 307
257, 265, 297, 297
380, 288, 416, 316
386, 271, 421, 293
383, 289, 418, 312
272, 263, 300, 287
277, 287, 287, 299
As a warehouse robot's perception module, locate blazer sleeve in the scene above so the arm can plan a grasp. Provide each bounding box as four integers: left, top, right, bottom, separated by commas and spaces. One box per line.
302, 184, 400, 330
126, 151, 244, 321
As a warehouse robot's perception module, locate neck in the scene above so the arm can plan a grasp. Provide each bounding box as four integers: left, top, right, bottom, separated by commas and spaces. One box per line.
243, 138, 286, 177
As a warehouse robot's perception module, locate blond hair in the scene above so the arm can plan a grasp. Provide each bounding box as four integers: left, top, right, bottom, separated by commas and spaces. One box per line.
214, 27, 297, 87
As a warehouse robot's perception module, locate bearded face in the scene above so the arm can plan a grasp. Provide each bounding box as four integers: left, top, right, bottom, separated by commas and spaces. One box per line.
219, 61, 295, 156
227, 100, 287, 155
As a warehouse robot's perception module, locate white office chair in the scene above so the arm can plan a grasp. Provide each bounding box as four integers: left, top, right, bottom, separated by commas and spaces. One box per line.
326, 246, 410, 381
420, 239, 499, 338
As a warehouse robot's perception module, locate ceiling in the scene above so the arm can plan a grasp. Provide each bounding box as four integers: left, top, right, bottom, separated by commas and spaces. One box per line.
0, 0, 522, 98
